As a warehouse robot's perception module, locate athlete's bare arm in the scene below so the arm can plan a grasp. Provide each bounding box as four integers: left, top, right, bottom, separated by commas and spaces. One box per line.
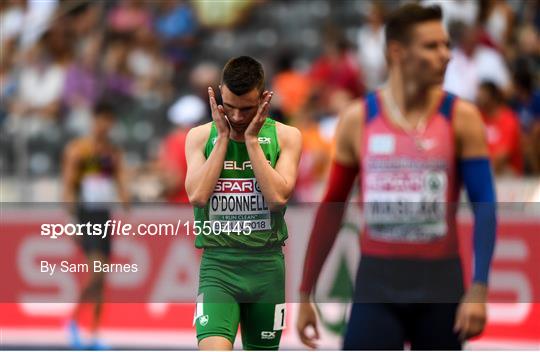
245, 121, 302, 210
333, 100, 364, 167
453, 100, 492, 340
62, 140, 81, 213
185, 123, 225, 207
297, 100, 364, 349
454, 101, 490, 159
185, 87, 230, 207
299, 100, 363, 301
113, 149, 130, 209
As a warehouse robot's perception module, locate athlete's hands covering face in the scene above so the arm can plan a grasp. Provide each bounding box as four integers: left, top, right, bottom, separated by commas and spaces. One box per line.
454, 285, 488, 340
244, 90, 273, 140
208, 86, 230, 138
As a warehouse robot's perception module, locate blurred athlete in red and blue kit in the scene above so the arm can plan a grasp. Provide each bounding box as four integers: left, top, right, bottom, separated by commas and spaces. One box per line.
297, 4, 497, 350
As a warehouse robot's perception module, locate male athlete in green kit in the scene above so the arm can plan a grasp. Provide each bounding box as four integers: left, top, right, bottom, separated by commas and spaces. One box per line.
185, 56, 302, 350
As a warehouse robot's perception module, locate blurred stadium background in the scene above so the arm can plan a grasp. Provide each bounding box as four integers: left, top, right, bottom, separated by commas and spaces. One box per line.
1, 0, 539, 350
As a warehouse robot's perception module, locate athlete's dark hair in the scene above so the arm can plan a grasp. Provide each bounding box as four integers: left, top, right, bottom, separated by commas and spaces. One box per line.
385, 4, 443, 46
221, 56, 265, 96
93, 99, 115, 118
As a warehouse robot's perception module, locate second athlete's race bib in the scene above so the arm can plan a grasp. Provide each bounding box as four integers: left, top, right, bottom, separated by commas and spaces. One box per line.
363, 170, 448, 243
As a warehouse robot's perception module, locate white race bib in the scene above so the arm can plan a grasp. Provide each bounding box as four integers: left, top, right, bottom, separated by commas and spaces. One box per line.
209, 178, 271, 232
364, 170, 447, 242
80, 175, 117, 205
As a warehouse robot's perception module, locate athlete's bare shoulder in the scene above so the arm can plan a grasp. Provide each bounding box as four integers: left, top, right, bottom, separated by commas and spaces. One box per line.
340, 99, 365, 127
275, 121, 302, 148
68, 137, 87, 148
64, 137, 88, 158
186, 122, 212, 148
452, 98, 489, 158
334, 99, 365, 166
453, 98, 481, 123
452, 99, 485, 140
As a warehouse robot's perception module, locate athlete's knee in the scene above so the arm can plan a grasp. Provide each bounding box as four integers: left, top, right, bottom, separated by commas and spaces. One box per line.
198, 336, 233, 350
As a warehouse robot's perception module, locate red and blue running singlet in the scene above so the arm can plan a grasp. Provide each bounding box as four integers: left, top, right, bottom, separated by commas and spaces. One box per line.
360, 91, 459, 259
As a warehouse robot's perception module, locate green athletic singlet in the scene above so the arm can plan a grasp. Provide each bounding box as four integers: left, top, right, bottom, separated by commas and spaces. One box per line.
193, 118, 287, 350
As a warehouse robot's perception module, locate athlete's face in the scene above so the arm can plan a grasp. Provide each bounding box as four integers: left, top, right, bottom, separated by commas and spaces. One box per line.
93, 113, 115, 138
399, 20, 451, 87
220, 84, 262, 133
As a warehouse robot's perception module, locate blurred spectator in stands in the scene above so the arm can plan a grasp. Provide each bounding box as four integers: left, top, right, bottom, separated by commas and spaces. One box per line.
107, 0, 151, 35
295, 112, 328, 202
444, 21, 511, 102
476, 81, 523, 175
102, 38, 133, 101
522, 0, 540, 32
511, 68, 540, 135
421, 0, 478, 29
67, 2, 102, 49
158, 95, 205, 203
477, 0, 514, 53
154, 0, 197, 67
356, 1, 387, 91
510, 68, 540, 174
272, 50, 311, 122
309, 26, 364, 111
7, 35, 66, 135
191, 0, 256, 29
0, 0, 26, 47
4, 0, 59, 49
0, 2, 18, 126
512, 24, 540, 83
0, 59, 17, 126
318, 89, 353, 149
128, 27, 173, 107
44, 21, 74, 67
295, 89, 353, 202
189, 61, 221, 121
63, 33, 102, 135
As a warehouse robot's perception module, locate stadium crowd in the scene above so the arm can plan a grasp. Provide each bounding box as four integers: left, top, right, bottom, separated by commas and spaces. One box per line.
1, 0, 539, 202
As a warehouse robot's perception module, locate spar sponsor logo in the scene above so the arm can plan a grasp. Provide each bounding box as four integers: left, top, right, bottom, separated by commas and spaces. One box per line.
213, 178, 260, 193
